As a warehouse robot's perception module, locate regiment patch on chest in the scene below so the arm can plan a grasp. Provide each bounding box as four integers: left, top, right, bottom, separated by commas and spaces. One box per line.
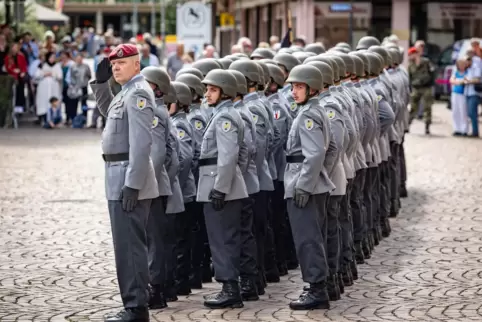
137, 97, 146, 109
252, 114, 258, 124
377, 95, 382, 102
194, 120, 204, 130
327, 109, 336, 120
177, 129, 185, 139
274, 110, 281, 120
290, 102, 297, 111
222, 120, 232, 132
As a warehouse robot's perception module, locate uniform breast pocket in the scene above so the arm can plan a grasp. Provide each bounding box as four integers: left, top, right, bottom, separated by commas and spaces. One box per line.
107, 107, 125, 134
201, 131, 215, 153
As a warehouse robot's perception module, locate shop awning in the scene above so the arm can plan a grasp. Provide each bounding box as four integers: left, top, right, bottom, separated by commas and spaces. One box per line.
33, 3, 70, 26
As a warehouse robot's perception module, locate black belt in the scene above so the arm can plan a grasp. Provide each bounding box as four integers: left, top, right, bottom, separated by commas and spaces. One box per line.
102, 153, 129, 162
286, 155, 305, 163
199, 158, 217, 166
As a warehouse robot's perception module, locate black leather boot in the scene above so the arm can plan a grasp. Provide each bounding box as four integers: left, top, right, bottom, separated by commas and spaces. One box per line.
355, 242, 365, 264
286, 259, 299, 270
389, 199, 399, 217
326, 274, 340, 301
164, 285, 178, 302
204, 281, 244, 309
400, 185, 407, 198
342, 266, 353, 287
189, 272, 203, 289
337, 273, 345, 294
381, 218, 391, 238
278, 263, 288, 276
240, 278, 259, 301
362, 238, 371, 259
202, 264, 212, 283
350, 260, 359, 280
175, 281, 192, 296
289, 282, 330, 310
104, 308, 149, 322
425, 123, 430, 135
148, 284, 167, 310
372, 228, 380, 246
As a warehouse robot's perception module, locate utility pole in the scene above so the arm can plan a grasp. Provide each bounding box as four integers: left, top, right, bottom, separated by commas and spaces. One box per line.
160, 0, 166, 64
132, 0, 139, 37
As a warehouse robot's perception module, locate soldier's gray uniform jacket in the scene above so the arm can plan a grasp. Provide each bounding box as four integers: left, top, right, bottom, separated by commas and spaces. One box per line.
354, 82, 377, 167
197, 100, 248, 202
280, 84, 299, 119
330, 86, 357, 181
362, 80, 382, 166
200, 98, 214, 121
90, 74, 159, 201
165, 119, 186, 214
234, 99, 260, 195
268, 92, 292, 182
387, 68, 407, 143
259, 92, 280, 181
380, 70, 401, 144
397, 65, 411, 132
244, 92, 274, 191
342, 81, 368, 172
370, 78, 395, 162
319, 91, 346, 196
187, 103, 208, 175
284, 97, 335, 198
151, 98, 172, 197
172, 112, 197, 203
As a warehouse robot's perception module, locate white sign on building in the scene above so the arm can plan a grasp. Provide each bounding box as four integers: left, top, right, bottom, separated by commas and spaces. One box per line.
176, 1, 212, 57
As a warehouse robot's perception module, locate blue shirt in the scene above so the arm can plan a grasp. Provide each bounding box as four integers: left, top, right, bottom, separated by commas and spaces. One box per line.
46, 107, 62, 123
465, 56, 482, 97
451, 70, 466, 94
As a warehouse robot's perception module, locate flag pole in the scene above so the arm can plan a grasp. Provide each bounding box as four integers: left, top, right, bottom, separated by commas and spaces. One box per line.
287, 9, 293, 42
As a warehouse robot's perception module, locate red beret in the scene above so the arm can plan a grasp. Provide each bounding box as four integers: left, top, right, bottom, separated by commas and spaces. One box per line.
109, 44, 139, 61
408, 47, 418, 55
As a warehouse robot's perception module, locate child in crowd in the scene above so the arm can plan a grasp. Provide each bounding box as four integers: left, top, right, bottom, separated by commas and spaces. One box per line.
43, 97, 62, 129
449, 57, 468, 136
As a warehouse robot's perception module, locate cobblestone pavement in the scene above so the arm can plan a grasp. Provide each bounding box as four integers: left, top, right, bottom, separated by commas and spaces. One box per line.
1, 104, 482, 322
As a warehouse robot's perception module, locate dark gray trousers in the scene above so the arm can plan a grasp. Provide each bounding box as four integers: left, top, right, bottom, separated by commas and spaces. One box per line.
288, 194, 329, 284
147, 196, 167, 286
399, 140, 407, 188
108, 199, 151, 309
326, 195, 341, 274
340, 181, 354, 265
240, 196, 258, 278
351, 170, 366, 242
204, 200, 242, 282
389, 143, 400, 202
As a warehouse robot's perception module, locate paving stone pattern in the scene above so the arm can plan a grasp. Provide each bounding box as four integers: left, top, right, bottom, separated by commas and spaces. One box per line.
1, 105, 482, 322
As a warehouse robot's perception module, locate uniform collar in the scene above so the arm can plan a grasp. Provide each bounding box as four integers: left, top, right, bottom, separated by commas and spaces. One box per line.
213, 100, 232, 116
171, 111, 187, 120
342, 80, 354, 88
268, 92, 279, 101
244, 91, 259, 103
258, 91, 266, 98
281, 84, 291, 93
329, 86, 338, 94
318, 90, 331, 100
233, 99, 243, 108
368, 78, 378, 85
190, 102, 201, 110
122, 74, 144, 90
155, 97, 164, 106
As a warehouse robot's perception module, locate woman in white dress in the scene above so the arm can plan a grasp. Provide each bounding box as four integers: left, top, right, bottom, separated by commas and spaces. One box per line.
35, 52, 62, 124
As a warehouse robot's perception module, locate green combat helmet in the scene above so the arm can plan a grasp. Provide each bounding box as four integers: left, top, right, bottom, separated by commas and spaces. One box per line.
356, 36, 381, 50
267, 64, 286, 87
217, 58, 233, 69
250, 47, 275, 60
292, 52, 311, 63
192, 58, 222, 77
305, 61, 334, 86
256, 61, 271, 86
141, 66, 171, 94
171, 81, 193, 106
304, 43, 326, 55
229, 60, 261, 85
202, 69, 238, 98
331, 52, 356, 76
325, 54, 346, 80
273, 53, 301, 73
349, 51, 370, 76
176, 67, 204, 80
364, 52, 384, 76
227, 70, 248, 95
176, 73, 205, 98
349, 54, 366, 78
164, 83, 177, 105
260, 58, 278, 66
286, 65, 324, 91
368, 45, 392, 67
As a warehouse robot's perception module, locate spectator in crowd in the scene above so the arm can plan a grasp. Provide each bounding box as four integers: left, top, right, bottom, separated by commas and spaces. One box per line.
140, 44, 160, 70
469, 38, 482, 67
231, 44, 242, 54
450, 57, 469, 136
66, 52, 92, 118
293, 37, 306, 47
272, 43, 281, 52
59, 51, 75, 125
237, 37, 253, 55
4, 43, 27, 113
21, 32, 39, 65
43, 96, 62, 129
258, 42, 270, 48
35, 51, 62, 125
0, 34, 8, 74
42, 31, 58, 53
464, 49, 481, 138
167, 42, 185, 80
181, 53, 193, 68
143, 32, 158, 56
269, 35, 279, 49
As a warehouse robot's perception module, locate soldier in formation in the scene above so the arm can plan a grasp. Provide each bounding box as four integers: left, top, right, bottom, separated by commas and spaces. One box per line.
90, 35, 411, 322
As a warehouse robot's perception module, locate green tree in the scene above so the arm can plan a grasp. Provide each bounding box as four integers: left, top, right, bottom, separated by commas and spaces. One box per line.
0, 2, 46, 41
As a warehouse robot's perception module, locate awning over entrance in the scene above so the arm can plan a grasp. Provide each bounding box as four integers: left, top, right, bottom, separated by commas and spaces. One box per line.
33, 2, 70, 26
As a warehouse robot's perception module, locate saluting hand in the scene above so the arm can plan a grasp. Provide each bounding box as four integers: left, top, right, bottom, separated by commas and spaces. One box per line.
95, 57, 112, 83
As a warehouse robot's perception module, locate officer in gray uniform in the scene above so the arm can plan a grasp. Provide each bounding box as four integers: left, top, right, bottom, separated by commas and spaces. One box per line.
162, 84, 185, 302
348, 52, 377, 266
168, 81, 197, 295
256, 61, 282, 283
228, 69, 260, 301
229, 59, 272, 295
265, 63, 293, 276
199, 69, 248, 308
175, 73, 212, 287
90, 45, 158, 322
285, 64, 334, 310
306, 60, 346, 300
139, 66, 172, 310
274, 53, 301, 120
